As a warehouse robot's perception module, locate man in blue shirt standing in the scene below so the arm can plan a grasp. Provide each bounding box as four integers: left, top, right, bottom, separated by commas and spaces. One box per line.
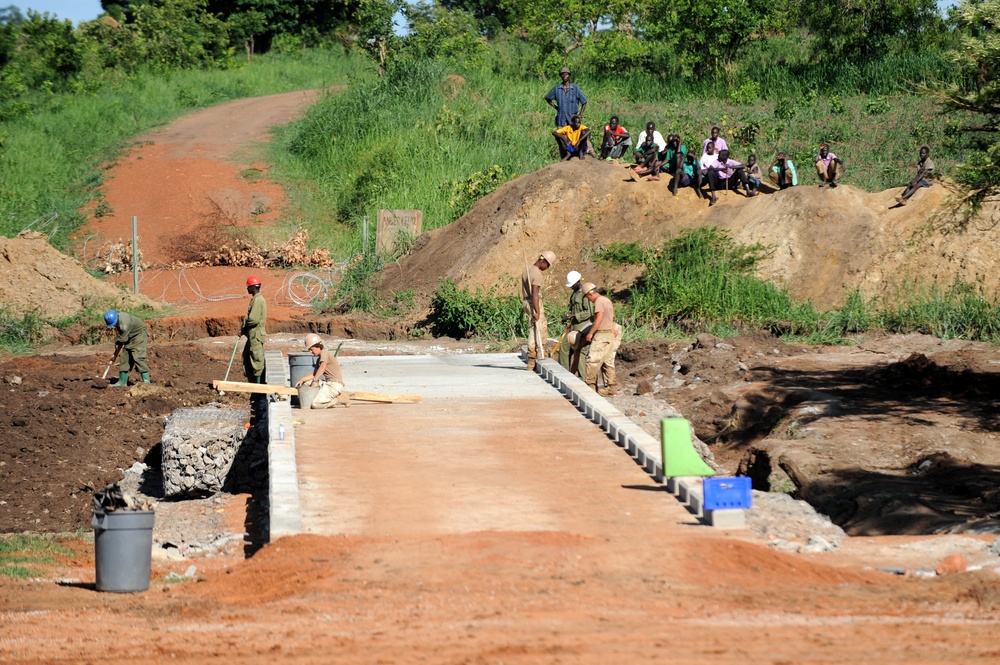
545, 66, 587, 128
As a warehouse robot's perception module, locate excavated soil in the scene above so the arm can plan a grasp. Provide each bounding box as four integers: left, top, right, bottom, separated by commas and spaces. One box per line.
4, 90, 1000, 662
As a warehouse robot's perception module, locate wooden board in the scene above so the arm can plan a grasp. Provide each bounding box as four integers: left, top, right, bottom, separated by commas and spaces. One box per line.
213, 380, 298, 396
213, 381, 421, 403
347, 391, 421, 404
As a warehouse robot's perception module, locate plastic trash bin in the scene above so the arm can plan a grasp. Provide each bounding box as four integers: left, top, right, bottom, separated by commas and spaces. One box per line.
92, 509, 155, 592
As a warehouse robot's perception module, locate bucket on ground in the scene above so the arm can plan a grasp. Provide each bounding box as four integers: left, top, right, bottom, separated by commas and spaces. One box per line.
297, 384, 320, 409
288, 352, 316, 388
92, 509, 155, 592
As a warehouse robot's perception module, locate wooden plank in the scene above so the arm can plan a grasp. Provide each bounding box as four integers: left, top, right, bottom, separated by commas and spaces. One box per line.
346, 391, 421, 404
213, 380, 298, 396
213, 381, 421, 403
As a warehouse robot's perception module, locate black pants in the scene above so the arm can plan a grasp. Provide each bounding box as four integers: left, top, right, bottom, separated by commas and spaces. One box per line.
708, 168, 748, 194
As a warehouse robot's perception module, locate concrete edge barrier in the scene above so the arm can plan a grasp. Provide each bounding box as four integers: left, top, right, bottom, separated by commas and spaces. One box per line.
533, 358, 745, 528
266, 353, 303, 541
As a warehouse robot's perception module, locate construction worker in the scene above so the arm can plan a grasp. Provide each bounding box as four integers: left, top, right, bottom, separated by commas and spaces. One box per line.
295, 334, 350, 409
241, 275, 267, 384
103, 309, 150, 387
558, 270, 594, 379
582, 283, 619, 396
521, 250, 556, 371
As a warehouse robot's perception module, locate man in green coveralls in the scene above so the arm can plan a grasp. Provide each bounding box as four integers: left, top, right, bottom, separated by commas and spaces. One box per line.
241, 275, 267, 383
558, 270, 594, 381
104, 309, 150, 387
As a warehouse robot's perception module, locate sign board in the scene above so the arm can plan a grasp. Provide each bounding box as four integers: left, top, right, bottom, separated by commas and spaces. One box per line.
376, 210, 423, 255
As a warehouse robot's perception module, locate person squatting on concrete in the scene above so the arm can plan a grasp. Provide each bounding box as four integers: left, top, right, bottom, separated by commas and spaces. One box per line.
558, 270, 595, 380
104, 309, 150, 387
241, 275, 267, 384
896, 146, 934, 206
295, 333, 350, 409
581, 283, 619, 396
522, 250, 556, 371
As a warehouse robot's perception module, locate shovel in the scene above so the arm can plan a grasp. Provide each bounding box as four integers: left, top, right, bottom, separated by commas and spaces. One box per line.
98, 347, 121, 380
218, 334, 242, 397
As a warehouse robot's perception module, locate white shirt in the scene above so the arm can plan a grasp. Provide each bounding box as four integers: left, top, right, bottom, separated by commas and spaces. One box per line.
700, 152, 716, 173
638, 130, 666, 153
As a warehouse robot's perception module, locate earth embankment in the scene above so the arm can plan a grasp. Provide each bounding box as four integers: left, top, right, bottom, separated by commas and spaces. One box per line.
381, 159, 984, 311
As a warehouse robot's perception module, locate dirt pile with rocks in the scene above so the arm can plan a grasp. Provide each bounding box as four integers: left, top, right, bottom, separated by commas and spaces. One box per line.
0, 232, 147, 320
381, 159, 992, 311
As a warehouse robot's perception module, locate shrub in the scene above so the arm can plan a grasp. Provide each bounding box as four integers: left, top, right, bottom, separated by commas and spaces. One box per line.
430, 278, 526, 339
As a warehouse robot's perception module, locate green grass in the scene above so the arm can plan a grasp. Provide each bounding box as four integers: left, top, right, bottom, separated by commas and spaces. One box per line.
268, 44, 972, 256
0, 49, 367, 248
0, 534, 75, 579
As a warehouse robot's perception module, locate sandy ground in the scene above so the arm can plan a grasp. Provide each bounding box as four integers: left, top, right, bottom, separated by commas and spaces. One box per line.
3, 89, 1000, 663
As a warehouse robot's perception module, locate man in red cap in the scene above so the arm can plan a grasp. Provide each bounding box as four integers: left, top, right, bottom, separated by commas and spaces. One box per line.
242, 275, 267, 384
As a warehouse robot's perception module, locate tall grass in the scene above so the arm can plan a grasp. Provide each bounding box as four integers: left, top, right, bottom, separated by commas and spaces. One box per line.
271, 43, 971, 256
0, 50, 367, 247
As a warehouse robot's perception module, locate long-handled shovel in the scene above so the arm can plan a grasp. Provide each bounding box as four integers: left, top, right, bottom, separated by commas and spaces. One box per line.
99, 347, 121, 380
218, 334, 242, 396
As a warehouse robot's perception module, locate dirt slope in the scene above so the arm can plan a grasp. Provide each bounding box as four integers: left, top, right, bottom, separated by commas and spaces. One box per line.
382, 159, 987, 310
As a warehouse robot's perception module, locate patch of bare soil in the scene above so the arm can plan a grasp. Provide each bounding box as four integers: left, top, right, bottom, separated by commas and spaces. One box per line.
381, 159, 997, 314
612, 332, 1000, 536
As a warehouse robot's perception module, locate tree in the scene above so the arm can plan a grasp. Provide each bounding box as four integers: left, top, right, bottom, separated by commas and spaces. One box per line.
356, 0, 404, 75
943, 0, 1000, 212
799, 0, 945, 60
501, 0, 610, 64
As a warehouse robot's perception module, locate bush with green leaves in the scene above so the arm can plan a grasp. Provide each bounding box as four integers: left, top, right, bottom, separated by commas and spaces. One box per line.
430, 278, 526, 339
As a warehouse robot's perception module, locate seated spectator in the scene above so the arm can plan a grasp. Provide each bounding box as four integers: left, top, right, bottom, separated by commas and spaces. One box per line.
600, 116, 631, 161
664, 134, 687, 184
745, 154, 762, 196
679, 151, 704, 198
700, 141, 718, 179
895, 146, 935, 206
553, 114, 591, 161
702, 126, 729, 155
816, 143, 844, 187
769, 152, 798, 189
632, 122, 667, 178
706, 149, 750, 206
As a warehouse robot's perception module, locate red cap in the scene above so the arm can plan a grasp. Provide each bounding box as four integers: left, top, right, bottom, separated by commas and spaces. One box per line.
246, 275, 262, 287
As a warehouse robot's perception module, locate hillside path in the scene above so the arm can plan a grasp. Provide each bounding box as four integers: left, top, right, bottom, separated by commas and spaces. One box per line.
76, 89, 322, 320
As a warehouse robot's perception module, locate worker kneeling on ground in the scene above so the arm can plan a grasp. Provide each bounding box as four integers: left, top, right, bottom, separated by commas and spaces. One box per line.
295, 333, 350, 409
104, 309, 150, 387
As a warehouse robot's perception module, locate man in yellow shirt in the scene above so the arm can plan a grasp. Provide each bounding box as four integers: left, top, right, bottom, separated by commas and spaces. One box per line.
553, 114, 591, 161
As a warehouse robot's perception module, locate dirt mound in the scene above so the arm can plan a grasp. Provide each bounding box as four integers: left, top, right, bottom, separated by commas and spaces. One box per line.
381, 159, 992, 310
0, 231, 147, 319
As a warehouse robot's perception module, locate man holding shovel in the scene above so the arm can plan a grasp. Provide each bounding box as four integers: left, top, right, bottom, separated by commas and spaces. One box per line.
521, 250, 556, 371
103, 309, 150, 387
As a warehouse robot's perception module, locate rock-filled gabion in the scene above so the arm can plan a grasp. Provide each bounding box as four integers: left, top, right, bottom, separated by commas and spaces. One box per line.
161, 407, 251, 498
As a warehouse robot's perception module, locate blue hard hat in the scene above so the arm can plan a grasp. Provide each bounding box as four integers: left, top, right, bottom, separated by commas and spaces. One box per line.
103, 310, 119, 328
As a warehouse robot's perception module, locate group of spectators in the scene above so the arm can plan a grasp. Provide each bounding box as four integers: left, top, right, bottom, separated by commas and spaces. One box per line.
545, 67, 936, 207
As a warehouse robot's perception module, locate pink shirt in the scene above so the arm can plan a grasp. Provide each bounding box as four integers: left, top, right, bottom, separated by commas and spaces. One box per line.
703, 137, 729, 155
709, 158, 743, 179
816, 152, 838, 168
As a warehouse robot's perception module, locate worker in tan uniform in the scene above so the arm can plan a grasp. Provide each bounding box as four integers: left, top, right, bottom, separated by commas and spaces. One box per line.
521, 250, 556, 371
558, 270, 594, 380
582, 282, 619, 396
295, 333, 350, 409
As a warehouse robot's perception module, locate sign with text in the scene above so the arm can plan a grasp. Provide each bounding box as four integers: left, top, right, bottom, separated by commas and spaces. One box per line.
376, 210, 423, 255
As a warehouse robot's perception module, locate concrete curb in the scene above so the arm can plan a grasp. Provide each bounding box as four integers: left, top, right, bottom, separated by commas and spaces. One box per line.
266, 352, 302, 541
531, 357, 745, 528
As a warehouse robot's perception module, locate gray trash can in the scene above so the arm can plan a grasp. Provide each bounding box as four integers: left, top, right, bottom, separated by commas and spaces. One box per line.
92, 509, 155, 592
288, 352, 316, 388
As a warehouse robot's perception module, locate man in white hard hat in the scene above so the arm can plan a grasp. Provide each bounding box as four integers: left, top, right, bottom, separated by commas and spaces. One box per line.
521, 250, 555, 371
558, 270, 594, 378
582, 282, 620, 396
295, 333, 350, 408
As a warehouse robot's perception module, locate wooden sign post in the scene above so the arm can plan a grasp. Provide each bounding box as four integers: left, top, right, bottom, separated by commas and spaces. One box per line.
376, 209, 422, 255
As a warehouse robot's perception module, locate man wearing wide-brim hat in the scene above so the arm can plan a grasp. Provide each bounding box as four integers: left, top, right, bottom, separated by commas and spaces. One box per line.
544, 66, 587, 129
